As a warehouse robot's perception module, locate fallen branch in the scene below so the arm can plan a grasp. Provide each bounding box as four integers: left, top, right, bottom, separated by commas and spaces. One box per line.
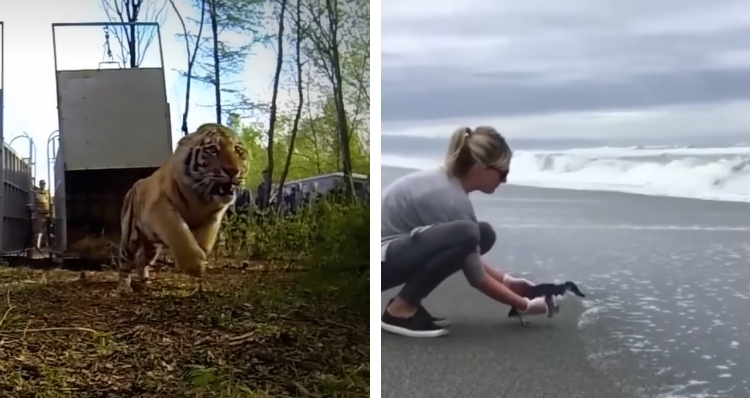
0, 290, 14, 328
228, 331, 254, 346
0, 326, 102, 335
322, 319, 356, 331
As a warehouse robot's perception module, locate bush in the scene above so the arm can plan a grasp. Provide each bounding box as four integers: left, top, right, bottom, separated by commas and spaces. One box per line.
219, 198, 369, 308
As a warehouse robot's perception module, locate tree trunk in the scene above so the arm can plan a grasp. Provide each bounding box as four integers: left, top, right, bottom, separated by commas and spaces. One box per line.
168, 0, 206, 135
267, 0, 288, 208
277, 0, 304, 195
325, 0, 354, 199
209, 0, 222, 123
129, 22, 137, 67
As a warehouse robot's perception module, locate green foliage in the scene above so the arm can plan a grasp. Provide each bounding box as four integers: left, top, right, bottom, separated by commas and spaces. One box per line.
172, 0, 370, 307
228, 106, 370, 188
173, 0, 370, 182
219, 198, 369, 308
175, 0, 271, 120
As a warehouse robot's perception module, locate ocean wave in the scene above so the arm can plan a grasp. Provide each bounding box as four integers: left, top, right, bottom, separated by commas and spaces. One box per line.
381, 146, 750, 202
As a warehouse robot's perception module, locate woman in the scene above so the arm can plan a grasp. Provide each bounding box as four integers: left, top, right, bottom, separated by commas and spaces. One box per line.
381, 126, 558, 337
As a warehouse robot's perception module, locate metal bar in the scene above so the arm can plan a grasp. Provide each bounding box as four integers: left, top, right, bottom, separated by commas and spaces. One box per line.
155, 24, 171, 146
8, 132, 30, 148
50, 23, 65, 253
51, 22, 160, 28
0, 21, 5, 252
50, 31, 64, 244
4, 180, 23, 191
46, 130, 59, 197
51, 23, 59, 73
7, 132, 35, 180
156, 24, 166, 76
30, 138, 36, 182
1, 21, 4, 91
52, 21, 164, 70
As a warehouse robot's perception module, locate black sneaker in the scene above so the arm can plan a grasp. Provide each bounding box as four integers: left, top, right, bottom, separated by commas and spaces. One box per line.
387, 299, 450, 327
381, 307, 449, 338
417, 305, 450, 328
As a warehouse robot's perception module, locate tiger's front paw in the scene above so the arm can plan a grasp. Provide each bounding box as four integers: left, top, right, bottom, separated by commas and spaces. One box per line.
136, 265, 151, 281
176, 257, 207, 278
115, 276, 134, 295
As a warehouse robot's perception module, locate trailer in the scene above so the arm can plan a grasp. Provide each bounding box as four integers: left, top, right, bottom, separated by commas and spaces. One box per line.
283, 172, 370, 198
266, 172, 370, 206
49, 22, 173, 259
1, 144, 35, 255
0, 21, 37, 256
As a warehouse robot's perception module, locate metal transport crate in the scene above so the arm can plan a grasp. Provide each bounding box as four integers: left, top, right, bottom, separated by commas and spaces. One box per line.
0, 22, 173, 264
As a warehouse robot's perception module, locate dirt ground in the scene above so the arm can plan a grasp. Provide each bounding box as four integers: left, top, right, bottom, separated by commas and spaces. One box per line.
0, 265, 369, 398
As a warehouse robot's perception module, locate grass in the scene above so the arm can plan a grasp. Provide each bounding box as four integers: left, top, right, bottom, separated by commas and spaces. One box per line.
0, 264, 369, 398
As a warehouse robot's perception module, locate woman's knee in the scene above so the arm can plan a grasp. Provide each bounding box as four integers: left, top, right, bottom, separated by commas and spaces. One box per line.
444, 220, 480, 249
477, 221, 496, 254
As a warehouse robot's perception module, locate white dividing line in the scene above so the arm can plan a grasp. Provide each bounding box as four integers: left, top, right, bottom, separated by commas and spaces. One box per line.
497, 224, 750, 231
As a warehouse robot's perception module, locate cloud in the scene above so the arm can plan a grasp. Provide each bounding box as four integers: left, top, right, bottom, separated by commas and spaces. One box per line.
383, 68, 750, 123
382, 0, 750, 134
382, 100, 750, 140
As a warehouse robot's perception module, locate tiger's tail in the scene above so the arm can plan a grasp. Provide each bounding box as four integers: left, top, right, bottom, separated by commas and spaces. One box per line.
118, 185, 140, 268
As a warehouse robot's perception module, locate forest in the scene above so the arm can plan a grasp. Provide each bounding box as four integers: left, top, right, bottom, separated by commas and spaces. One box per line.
0, 0, 370, 396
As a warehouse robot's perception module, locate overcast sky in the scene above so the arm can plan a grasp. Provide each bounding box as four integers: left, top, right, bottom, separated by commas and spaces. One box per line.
382, 0, 750, 140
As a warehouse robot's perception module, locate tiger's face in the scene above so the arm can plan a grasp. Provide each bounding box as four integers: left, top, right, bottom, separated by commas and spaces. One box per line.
186, 124, 247, 204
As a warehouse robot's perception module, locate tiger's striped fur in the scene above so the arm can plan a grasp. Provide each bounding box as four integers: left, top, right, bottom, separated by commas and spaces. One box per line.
116, 123, 247, 293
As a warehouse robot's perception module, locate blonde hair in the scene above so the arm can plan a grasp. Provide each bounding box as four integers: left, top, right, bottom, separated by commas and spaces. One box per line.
445, 126, 512, 178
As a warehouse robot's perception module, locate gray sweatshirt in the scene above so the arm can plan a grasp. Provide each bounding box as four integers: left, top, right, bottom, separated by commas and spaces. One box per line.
381, 168, 478, 261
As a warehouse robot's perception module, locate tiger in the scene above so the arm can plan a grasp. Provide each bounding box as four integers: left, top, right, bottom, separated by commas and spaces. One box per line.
115, 123, 247, 294
148, 243, 170, 266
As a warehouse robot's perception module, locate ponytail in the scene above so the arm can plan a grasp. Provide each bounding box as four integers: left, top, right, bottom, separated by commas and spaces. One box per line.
443, 125, 512, 178
445, 127, 473, 177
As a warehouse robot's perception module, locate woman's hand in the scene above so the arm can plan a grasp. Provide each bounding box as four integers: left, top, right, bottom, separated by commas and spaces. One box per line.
519, 297, 556, 315
502, 274, 535, 296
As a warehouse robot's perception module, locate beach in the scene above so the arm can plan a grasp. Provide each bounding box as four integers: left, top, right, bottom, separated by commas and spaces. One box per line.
381, 165, 750, 398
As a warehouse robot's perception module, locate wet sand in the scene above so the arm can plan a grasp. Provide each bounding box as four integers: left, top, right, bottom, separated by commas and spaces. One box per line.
381, 166, 750, 398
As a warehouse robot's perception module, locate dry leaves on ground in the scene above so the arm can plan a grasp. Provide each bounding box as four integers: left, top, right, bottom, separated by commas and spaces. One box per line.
0, 265, 369, 398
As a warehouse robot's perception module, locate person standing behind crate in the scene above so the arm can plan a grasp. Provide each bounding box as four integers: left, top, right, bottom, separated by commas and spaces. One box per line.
33, 179, 52, 249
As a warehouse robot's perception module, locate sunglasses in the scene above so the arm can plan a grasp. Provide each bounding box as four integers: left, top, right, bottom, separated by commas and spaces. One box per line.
489, 166, 510, 181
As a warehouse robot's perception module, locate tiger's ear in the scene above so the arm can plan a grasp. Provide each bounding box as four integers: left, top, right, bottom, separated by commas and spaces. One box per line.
194, 123, 222, 133
177, 133, 203, 148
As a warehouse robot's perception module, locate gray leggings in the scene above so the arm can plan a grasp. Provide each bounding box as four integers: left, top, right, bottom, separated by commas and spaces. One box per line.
381, 220, 497, 306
